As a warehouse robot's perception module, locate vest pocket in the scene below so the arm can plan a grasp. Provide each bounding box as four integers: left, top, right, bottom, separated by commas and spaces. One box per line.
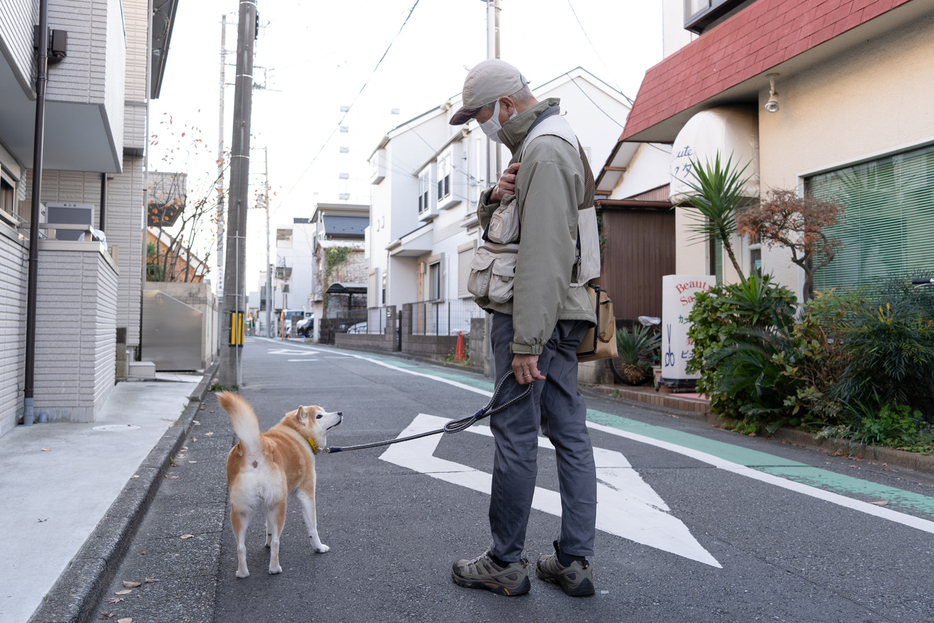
467, 243, 519, 303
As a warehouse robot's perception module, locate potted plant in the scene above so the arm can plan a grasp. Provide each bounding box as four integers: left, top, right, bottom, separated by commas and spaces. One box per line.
613, 325, 661, 385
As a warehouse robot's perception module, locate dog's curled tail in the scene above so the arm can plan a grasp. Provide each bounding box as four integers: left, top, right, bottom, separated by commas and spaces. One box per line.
217, 391, 263, 455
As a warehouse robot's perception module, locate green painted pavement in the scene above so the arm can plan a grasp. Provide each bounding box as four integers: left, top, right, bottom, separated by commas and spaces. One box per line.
587, 409, 934, 517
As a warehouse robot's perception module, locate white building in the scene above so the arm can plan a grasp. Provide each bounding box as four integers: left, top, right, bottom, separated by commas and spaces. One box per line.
0, 0, 177, 434
365, 66, 632, 332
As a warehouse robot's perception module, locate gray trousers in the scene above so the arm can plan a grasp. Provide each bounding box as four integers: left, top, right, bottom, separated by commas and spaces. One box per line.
488, 312, 597, 562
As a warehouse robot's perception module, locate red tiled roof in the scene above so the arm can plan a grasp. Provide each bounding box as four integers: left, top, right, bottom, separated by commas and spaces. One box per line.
621, 0, 913, 141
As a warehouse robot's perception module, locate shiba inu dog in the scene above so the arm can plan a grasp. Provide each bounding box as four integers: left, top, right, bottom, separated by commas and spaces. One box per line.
217, 392, 342, 578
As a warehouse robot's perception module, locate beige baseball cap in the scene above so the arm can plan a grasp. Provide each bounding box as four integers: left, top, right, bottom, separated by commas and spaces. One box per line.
450, 59, 529, 125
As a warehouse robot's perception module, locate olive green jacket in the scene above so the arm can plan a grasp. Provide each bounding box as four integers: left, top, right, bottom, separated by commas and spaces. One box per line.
477, 98, 595, 355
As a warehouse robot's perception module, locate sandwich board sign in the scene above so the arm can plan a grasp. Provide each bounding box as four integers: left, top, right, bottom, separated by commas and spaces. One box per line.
660, 275, 716, 387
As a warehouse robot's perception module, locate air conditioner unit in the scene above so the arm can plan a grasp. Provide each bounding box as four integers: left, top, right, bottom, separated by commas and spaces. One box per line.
46, 202, 93, 241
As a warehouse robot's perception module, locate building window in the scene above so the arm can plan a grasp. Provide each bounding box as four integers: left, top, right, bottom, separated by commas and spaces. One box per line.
749, 246, 762, 278
437, 154, 451, 201
418, 170, 431, 215
809, 142, 934, 292
0, 176, 14, 219
683, 0, 750, 34
428, 261, 441, 301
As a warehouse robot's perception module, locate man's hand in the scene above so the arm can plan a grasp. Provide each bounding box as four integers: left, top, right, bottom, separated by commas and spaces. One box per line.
491, 162, 521, 203
512, 353, 545, 385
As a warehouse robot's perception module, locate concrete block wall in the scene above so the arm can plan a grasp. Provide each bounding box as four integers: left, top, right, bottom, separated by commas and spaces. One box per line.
34, 241, 117, 422
0, 227, 28, 436
400, 303, 458, 358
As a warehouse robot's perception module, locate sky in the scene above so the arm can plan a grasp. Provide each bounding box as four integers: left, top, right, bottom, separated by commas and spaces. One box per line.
150, 0, 664, 289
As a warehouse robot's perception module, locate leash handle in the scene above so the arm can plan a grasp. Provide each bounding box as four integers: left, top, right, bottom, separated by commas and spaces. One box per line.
324, 370, 531, 453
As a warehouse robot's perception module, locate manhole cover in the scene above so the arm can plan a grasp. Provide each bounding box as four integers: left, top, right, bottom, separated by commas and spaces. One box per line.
92, 424, 141, 432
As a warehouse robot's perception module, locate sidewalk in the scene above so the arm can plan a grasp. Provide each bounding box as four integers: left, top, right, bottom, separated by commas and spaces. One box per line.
0, 371, 211, 623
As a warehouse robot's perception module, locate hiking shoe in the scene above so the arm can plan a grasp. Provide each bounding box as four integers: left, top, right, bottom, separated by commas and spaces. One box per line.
536, 545, 595, 597
451, 551, 531, 596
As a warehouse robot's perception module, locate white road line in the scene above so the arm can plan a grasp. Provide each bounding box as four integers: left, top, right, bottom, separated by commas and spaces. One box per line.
381, 414, 721, 567
587, 421, 934, 536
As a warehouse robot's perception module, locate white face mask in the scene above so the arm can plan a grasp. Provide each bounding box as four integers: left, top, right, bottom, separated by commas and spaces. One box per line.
478, 99, 516, 144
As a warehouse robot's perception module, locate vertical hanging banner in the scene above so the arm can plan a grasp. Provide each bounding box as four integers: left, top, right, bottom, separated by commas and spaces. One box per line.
660, 275, 715, 387
230, 311, 244, 347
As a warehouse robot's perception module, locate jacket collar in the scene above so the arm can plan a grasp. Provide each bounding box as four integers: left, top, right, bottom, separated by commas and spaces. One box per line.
499, 98, 561, 154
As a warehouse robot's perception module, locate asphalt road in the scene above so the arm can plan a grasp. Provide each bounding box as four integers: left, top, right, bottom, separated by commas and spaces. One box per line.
92, 338, 934, 623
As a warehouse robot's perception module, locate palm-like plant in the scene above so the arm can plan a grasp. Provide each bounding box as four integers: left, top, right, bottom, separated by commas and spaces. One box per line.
677, 152, 753, 283
616, 325, 661, 384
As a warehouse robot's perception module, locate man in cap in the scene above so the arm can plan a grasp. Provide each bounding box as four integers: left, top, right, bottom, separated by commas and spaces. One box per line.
449, 59, 597, 597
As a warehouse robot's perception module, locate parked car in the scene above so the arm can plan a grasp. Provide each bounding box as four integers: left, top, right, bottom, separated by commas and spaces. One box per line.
344, 321, 367, 334
296, 316, 315, 338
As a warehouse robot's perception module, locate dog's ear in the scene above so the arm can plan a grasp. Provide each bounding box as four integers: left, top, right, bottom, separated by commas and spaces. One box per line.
295, 406, 309, 423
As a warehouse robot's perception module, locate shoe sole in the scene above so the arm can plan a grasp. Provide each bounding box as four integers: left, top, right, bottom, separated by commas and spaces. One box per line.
536, 571, 595, 597
452, 572, 531, 596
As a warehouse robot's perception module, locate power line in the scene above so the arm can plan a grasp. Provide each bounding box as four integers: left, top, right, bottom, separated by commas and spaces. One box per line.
565, 0, 632, 106
278, 0, 422, 210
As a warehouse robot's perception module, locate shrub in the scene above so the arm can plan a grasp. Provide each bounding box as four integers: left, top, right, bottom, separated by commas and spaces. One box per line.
687, 274, 798, 429
831, 296, 934, 421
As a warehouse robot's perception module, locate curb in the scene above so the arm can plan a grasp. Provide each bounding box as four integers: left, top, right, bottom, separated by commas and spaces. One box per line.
581, 385, 934, 477
28, 362, 218, 623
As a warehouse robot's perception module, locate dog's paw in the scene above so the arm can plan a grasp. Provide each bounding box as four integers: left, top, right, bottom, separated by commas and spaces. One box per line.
236, 569, 250, 579
269, 564, 282, 574
314, 543, 330, 553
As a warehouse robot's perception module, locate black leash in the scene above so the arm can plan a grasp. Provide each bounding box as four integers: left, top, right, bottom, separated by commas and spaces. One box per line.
324, 370, 532, 454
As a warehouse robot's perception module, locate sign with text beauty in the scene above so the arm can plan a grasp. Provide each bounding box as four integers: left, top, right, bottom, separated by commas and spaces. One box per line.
661, 274, 715, 382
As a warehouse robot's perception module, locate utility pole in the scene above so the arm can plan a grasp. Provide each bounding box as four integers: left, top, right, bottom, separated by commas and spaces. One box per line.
218, 0, 257, 388
487, 0, 502, 177
264, 147, 272, 340
216, 16, 228, 311
483, 0, 501, 378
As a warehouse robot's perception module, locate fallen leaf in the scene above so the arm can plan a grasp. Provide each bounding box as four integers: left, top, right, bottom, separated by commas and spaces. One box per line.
180, 534, 194, 539
140, 551, 147, 555
144, 577, 160, 584
165, 475, 178, 480
193, 419, 201, 424
118, 618, 133, 623
122, 581, 142, 588
869, 500, 889, 506
105, 597, 124, 604
205, 432, 214, 436
100, 613, 115, 620
37, 518, 48, 523
41, 448, 51, 452
115, 589, 133, 595
131, 474, 139, 479
188, 460, 198, 464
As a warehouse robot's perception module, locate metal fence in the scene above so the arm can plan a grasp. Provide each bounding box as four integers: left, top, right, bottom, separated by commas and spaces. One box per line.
331, 308, 368, 333
411, 298, 485, 336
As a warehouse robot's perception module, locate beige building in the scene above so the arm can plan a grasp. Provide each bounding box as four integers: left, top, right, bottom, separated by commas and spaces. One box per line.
601, 0, 934, 299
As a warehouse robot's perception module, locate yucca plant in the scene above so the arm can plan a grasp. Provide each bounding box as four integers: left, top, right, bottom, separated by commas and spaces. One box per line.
677, 152, 753, 283
615, 325, 661, 384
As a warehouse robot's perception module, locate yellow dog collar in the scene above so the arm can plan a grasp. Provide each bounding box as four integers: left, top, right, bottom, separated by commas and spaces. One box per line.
307, 437, 320, 455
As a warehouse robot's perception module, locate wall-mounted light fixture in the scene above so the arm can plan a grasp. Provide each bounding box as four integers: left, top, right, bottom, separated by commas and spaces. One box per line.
765, 74, 780, 113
